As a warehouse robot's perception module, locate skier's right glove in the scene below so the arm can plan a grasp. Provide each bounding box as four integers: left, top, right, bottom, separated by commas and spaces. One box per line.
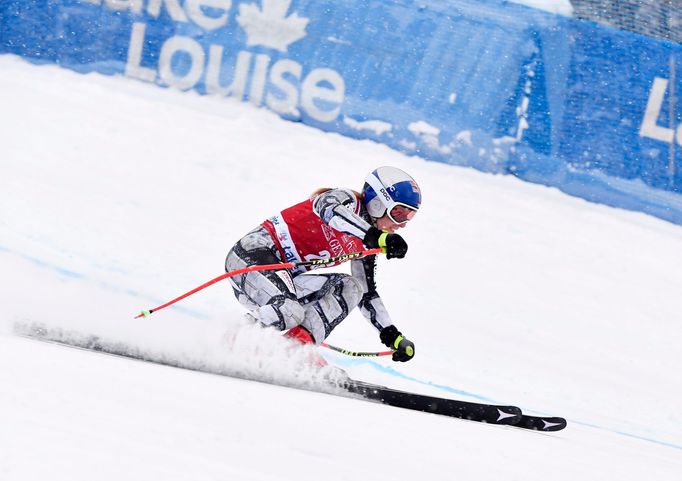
363, 227, 408, 259
380, 325, 415, 362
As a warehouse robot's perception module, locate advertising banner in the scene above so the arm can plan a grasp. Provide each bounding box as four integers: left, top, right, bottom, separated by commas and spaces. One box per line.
1, 0, 681, 223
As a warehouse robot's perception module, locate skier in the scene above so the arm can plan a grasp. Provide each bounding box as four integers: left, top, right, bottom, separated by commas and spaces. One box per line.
225, 166, 421, 362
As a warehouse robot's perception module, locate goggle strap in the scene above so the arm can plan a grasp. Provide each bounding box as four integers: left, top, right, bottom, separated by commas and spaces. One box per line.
365, 172, 396, 214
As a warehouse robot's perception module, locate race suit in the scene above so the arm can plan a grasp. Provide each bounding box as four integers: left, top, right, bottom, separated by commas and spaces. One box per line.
225, 188, 396, 344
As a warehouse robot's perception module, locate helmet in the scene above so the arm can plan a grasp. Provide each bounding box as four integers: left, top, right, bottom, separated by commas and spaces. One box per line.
362, 166, 422, 224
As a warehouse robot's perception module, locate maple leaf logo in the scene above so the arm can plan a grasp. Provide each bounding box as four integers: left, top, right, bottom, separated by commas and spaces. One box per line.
237, 0, 309, 53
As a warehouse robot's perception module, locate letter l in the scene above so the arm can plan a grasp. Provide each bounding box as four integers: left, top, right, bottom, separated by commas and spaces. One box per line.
125, 23, 156, 82
640, 77, 674, 143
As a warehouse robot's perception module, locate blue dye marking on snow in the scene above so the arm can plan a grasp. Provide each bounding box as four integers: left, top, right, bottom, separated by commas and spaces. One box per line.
23, 254, 84, 279
330, 355, 494, 402
0, 245, 208, 319
568, 419, 682, 451
1, 245, 83, 278
328, 354, 682, 451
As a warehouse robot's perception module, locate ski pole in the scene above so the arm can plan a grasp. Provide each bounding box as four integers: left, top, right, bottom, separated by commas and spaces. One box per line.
321, 342, 393, 357
135, 248, 383, 319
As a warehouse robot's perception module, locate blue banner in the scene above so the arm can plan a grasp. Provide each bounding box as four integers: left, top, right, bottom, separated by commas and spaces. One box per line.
1, 0, 681, 223
512, 17, 682, 222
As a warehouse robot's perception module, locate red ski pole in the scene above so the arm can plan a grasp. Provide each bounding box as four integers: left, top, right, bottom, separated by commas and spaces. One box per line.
135, 248, 383, 319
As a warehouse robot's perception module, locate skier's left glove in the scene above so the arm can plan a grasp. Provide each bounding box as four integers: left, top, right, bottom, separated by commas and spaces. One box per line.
363, 227, 408, 259
380, 325, 415, 362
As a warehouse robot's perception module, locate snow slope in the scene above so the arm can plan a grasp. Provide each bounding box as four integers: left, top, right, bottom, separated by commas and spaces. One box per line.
1, 55, 682, 480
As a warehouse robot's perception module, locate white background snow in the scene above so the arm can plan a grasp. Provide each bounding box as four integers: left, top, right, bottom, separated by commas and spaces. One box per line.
513, 0, 574, 15
1, 51, 681, 480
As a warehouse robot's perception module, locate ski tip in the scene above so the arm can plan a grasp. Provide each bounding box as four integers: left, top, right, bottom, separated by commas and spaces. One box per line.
538, 416, 567, 432
516, 415, 567, 432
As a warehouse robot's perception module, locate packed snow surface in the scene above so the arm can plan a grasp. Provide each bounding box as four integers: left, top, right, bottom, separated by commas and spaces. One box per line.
1, 55, 681, 480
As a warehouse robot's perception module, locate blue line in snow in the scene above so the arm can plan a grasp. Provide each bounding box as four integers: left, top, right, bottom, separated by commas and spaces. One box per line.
22, 253, 84, 279
330, 355, 494, 402
567, 419, 682, 451
1, 244, 208, 319
329, 355, 682, 451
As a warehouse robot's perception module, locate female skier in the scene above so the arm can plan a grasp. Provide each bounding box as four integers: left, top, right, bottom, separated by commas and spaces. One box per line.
225, 166, 421, 362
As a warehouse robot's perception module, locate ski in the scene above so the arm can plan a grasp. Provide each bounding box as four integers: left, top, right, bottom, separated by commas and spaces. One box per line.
343, 379, 522, 425
341, 379, 566, 431
15, 324, 566, 432
515, 414, 567, 432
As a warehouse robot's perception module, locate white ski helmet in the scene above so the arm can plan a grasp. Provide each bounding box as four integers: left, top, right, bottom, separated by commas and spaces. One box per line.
362, 166, 422, 224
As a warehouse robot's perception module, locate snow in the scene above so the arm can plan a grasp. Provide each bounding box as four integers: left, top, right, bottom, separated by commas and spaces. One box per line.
510, 0, 574, 16
343, 116, 393, 136
1, 54, 682, 480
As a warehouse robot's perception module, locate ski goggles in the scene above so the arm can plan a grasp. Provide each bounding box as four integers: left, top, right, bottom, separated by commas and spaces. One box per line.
388, 204, 418, 224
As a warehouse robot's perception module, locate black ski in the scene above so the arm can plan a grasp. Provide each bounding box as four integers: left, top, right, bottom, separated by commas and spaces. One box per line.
16, 324, 566, 432
515, 414, 567, 432
343, 379, 523, 425
342, 379, 566, 431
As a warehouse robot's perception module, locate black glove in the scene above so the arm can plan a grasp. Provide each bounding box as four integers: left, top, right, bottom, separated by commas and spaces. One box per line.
363, 227, 408, 259
380, 325, 415, 362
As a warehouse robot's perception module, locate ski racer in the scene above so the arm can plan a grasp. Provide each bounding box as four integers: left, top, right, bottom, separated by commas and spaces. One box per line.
225, 166, 421, 362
